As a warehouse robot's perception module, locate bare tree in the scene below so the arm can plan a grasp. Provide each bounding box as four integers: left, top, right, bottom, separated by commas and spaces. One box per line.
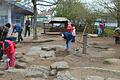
15, 0, 62, 40
94, 0, 120, 27
54, 0, 98, 33
31, 0, 59, 40
32, 0, 37, 40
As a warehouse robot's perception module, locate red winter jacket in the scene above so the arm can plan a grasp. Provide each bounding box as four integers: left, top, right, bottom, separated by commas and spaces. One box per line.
0, 40, 16, 55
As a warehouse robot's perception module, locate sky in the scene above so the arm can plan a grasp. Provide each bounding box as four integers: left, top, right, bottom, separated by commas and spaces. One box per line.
20, 0, 56, 11
38, 0, 93, 11
19, 0, 93, 13
81, 0, 93, 3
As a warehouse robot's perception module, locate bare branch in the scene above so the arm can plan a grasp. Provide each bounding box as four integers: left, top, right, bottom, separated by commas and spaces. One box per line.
39, 0, 57, 4
96, 0, 117, 18
36, 3, 55, 6
22, 1, 31, 5
36, 0, 60, 6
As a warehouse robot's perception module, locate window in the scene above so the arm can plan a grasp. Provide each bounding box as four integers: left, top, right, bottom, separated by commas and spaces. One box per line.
0, 15, 8, 26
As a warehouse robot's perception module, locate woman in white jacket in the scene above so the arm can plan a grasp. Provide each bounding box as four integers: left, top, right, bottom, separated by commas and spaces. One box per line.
72, 26, 76, 42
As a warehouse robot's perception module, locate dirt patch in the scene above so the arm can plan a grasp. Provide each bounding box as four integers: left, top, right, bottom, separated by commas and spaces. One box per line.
1, 35, 120, 80
55, 50, 70, 57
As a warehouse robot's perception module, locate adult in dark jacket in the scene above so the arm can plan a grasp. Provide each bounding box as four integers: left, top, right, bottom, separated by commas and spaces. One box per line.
24, 20, 31, 37
0, 23, 11, 41
12, 24, 23, 42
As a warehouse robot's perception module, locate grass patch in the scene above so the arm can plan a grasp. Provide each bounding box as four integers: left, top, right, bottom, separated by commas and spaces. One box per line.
103, 28, 115, 37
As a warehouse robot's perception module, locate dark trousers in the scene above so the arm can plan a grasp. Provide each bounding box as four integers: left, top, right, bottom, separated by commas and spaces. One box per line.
18, 30, 23, 42
24, 27, 30, 37
115, 37, 120, 44
71, 36, 75, 42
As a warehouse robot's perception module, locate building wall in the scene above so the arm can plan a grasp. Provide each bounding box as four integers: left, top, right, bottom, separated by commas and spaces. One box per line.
0, 0, 25, 26
12, 13, 25, 27
0, 1, 8, 15
95, 20, 117, 28
0, 1, 9, 25
0, 0, 33, 27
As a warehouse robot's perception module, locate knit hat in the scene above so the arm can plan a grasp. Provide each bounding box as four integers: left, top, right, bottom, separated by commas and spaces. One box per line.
5, 23, 11, 28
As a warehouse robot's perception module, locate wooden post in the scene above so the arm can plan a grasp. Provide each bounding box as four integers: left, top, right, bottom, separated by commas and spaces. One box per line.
82, 32, 87, 54
44, 23, 46, 34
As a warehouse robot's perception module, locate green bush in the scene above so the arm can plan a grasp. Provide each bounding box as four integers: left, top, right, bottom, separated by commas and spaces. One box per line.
104, 28, 114, 37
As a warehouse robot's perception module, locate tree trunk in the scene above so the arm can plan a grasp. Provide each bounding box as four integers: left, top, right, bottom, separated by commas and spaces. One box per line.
116, 0, 120, 27
116, 10, 120, 27
33, 0, 38, 40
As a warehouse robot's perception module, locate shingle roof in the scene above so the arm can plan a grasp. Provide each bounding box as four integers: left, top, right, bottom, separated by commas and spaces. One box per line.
5, 0, 33, 15
49, 17, 70, 23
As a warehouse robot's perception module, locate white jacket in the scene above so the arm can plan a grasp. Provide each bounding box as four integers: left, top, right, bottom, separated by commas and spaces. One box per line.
72, 28, 76, 36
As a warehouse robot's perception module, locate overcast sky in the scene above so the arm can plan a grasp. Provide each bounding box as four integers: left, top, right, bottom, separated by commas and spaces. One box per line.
20, 0, 93, 13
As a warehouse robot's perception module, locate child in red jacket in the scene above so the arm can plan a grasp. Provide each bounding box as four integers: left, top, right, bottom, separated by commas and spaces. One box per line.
0, 40, 16, 69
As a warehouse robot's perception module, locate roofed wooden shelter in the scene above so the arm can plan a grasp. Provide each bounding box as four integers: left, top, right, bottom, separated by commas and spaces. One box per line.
43, 17, 70, 35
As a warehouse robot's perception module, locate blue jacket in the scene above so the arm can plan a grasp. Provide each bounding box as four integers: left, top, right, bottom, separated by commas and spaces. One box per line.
13, 24, 22, 33
63, 32, 72, 41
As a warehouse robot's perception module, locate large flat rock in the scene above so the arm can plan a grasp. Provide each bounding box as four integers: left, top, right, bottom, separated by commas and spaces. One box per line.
25, 65, 49, 78
39, 51, 55, 59
51, 61, 69, 70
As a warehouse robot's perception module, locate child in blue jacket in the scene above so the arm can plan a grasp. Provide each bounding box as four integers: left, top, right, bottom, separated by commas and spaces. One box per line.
62, 32, 72, 50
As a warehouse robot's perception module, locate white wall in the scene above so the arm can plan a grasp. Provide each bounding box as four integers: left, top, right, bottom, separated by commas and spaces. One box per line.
95, 22, 117, 28
8, 5, 12, 24
0, 1, 8, 16
0, 1, 13, 26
